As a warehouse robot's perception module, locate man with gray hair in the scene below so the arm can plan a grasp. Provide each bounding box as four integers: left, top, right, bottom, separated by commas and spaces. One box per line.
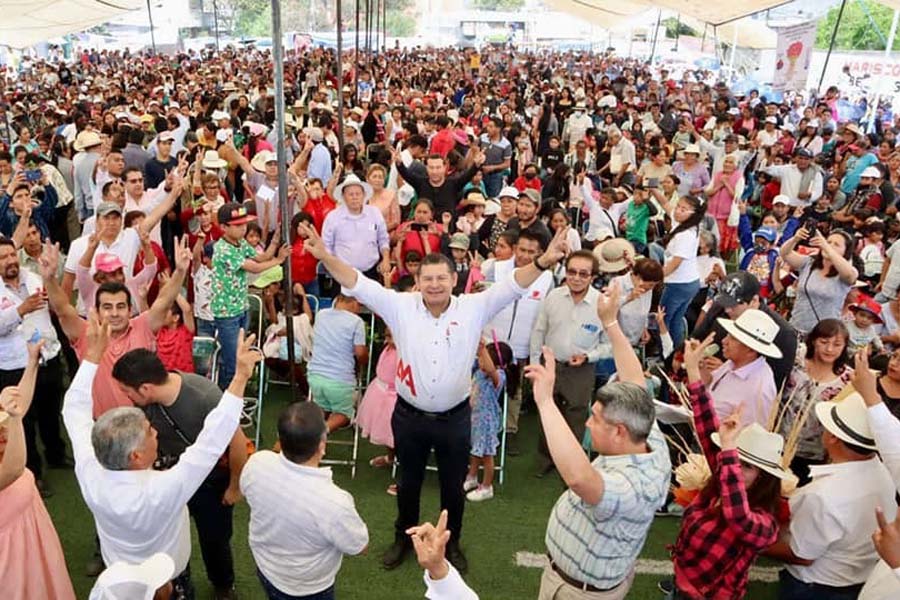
525, 282, 671, 600
63, 312, 261, 595
603, 127, 636, 188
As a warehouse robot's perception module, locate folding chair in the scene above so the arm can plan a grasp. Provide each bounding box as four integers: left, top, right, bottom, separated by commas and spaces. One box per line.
192, 336, 218, 381
319, 311, 377, 479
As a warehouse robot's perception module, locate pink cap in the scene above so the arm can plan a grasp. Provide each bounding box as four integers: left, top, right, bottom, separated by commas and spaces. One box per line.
95, 253, 125, 273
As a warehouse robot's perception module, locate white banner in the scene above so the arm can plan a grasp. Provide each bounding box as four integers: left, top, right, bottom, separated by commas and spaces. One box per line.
772, 21, 817, 94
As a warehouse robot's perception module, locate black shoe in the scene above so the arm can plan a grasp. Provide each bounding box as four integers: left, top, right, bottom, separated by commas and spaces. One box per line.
505, 433, 520, 457
381, 538, 411, 570
214, 586, 238, 600
446, 542, 468, 574
35, 478, 53, 498
85, 554, 105, 577
658, 578, 674, 594
534, 462, 556, 479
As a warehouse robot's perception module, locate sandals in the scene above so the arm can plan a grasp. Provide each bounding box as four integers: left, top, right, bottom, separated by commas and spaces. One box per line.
369, 455, 394, 468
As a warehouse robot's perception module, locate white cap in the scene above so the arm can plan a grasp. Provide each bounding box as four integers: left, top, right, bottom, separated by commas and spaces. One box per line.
861, 166, 882, 178
498, 186, 520, 200
772, 194, 790, 205
89, 553, 175, 600
765, 116, 777, 124
157, 131, 175, 142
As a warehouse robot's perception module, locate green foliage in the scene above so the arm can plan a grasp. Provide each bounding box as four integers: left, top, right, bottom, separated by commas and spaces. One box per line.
233, 4, 271, 38
385, 11, 416, 37
815, 1, 900, 51
471, 0, 526, 11
662, 16, 697, 39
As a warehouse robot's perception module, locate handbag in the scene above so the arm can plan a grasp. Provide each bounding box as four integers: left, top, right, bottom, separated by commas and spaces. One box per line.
726, 198, 741, 228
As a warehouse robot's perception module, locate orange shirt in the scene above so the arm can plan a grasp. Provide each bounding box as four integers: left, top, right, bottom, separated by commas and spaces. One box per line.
74, 313, 157, 419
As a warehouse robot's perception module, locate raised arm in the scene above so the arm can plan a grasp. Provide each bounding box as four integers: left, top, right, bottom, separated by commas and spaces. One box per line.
779, 227, 811, 271
512, 226, 569, 289
146, 236, 191, 333
684, 334, 723, 471
139, 180, 183, 238
809, 228, 858, 285
0, 344, 41, 490
596, 281, 645, 388
40, 241, 83, 343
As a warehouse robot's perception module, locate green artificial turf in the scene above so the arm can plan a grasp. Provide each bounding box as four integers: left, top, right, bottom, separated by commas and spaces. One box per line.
42, 386, 780, 599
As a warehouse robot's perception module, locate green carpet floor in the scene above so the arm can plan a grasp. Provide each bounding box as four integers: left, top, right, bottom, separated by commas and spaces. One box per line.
42, 386, 781, 599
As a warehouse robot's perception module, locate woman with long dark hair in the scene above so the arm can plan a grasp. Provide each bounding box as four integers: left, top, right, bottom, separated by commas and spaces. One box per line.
659, 194, 706, 347
780, 226, 858, 336
780, 319, 854, 484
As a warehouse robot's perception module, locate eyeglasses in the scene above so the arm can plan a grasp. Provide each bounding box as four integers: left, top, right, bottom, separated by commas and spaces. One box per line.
566, 269, 593, 279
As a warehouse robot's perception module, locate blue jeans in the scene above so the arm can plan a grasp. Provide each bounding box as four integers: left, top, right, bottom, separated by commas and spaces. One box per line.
196, 318, 216, 338
482, 170, 504, 198
214, 311, 249, 389
660, 280, 700, 348
777, 569, 863, 600
257, 569, 334, 600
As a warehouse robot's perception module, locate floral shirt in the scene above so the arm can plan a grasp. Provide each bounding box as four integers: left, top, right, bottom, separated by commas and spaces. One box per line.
211, 238, 257, 319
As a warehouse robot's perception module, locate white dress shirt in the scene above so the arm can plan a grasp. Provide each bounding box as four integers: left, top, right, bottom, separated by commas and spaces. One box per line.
63, 361, 242, 575
424, 563, 478, 599
762, 164, 823, 207
484, 258, 554, 360
344, 269, 528, 411
787, 457, 897, 587
241, 451, 368, 596
0, 269, 60, 368
529, 285, 607, 365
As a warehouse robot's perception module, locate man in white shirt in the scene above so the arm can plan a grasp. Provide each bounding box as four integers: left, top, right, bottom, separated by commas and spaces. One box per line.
241, 401, 369, 599
482, 230, 553, 454
63, 315, 260, 595
761, 149, 823, 207
765, 391, 896, 598
604, 128, 636, 187
298, 221, 570, 574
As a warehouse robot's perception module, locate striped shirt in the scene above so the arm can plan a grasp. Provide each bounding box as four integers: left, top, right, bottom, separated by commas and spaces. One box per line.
545, 423, 670, 589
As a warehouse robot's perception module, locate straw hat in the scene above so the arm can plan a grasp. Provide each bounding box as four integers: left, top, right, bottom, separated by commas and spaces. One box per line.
459, 192, 486, 208
716, 309, 782, 359
593, 238, 635, 273
89, 553, 175, 600
201, 150, 228, 170
74, 130, 102, 151
211, 110, 230, 122
710, 423, 791, 479
815, 392, 877, 451
333, 174, 373, 203
250, 150, 277, 173
684, 143, 701, 155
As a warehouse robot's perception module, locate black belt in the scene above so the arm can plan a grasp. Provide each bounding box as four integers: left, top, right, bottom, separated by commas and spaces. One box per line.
397, 397, 469, 420
548, 556, 620, 593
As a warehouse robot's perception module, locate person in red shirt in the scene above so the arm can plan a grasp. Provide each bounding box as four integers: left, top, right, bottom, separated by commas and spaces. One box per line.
290, 211, 320, 297
156, 292, 195, 373
393, 199, 444, 271
181, 202, 223, 250
125, 210, 171, 306
301, 178, 336, 233
429, 115, 456, 158
512, 163, 542, 193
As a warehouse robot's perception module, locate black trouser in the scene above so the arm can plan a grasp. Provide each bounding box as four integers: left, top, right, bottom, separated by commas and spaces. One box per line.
538, 361, 594, 464
391, 398, 471, 543
778, 569, 863, 600
187, 469, 235, 590
0, 356, 66, 479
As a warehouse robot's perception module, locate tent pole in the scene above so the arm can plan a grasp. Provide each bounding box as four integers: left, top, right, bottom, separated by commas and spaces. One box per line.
728, 22, 738, 76
818, 0, 847, 91
382, 0, 387, 51
355, 0, 360, 102
270, 0, 297, 388
649, 10, 661, 65
674, 15, 681, 52
870, 9, 899, 133
337, 0, 346, 150
213, 0, 220, 51
146, 0, 157, 53
365, 0, 371, 59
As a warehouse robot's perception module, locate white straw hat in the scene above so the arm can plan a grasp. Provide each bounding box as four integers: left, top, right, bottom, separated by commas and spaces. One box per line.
89, 553, 175, 600
716, 309, 782, 358
711, 423, 791, 480
815, 392, 878, 451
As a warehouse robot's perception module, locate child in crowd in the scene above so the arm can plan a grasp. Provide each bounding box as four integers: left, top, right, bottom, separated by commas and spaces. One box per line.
846, 295, 885, 354
737, 212, 779, 298
624, 184, 657, 254
290, 211, 320, 298
192, 240, 215, 338
357, 329, 399, 494
464, 338, 512, 503
245, 221, 266, 286
390, 250, 422, 286
156, 288, 196, 373
444, 232, 473, 295
858, 220, 885, 286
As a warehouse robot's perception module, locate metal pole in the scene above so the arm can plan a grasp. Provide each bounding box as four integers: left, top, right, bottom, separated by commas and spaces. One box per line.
728, 23, 738, 76
374, 0, 380, 55
146, 0, 157, 54
337, 0, 346, 150
649, 10, 661, 65
819, 0, 848, 91
382, 0, 387, 51
870, 9, 899, 134
365, 0, 371, 58
213, 0, 220, 51
674, 14, 680, 52
355, 0, 361, 103
271, 0, 298, 387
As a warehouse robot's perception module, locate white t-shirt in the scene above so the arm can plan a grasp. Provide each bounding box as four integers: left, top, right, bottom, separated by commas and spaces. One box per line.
664, 228, 700, 284
697, 255, 726, 289
193, 265, 213, 322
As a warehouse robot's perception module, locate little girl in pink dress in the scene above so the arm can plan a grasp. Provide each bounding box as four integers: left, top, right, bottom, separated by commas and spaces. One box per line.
356, 330, 399, 493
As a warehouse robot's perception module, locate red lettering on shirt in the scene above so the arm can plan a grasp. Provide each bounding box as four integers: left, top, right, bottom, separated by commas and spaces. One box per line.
397, 358, 417, 397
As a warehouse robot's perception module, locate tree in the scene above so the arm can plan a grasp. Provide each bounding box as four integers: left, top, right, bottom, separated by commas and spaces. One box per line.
471, 0, 525, 10
815, 2, 900, 51
662, 16, 697, 39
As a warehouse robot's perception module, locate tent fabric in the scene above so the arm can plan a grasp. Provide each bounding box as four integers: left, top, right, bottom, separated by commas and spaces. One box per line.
543, 0, 651, 31
547, 0, 792, 28
0, 0, 144, 49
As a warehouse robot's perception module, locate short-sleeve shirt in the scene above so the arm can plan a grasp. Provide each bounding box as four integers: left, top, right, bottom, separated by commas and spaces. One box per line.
156, 325, 195, 373
307, 308, 366, 384
211, 238, 258, 319
664, 228, 700, 284
144, 373, 222, 459
74, 313, 157, 418
789, 258, 853, 335
881, 240, 900, 300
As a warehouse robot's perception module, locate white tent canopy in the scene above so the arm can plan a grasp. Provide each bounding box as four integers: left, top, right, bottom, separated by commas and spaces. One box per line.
0, 0, 144, 49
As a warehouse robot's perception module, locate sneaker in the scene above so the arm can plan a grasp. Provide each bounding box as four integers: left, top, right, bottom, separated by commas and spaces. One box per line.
381, 538, 412, 570
463, 476, 479, 492
466, 485, 494, 502
655, 501, 685, 518
446, 541, 468, 574
214, 586, 238, 600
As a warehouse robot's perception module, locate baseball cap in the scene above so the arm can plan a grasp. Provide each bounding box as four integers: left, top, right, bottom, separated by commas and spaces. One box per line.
448, 233, 470, 250
772, 195, 790, 206
96, 201, 123, 217
217, 202, 257, 226
753, 226, 777, 243
518, 188, 541, 205
89, 553, 175, 600
157, 131, 175, 143
715, 271, 761, 308
794, 148, 813, 159
861, 166, 882, 178
498, 186, 519, 200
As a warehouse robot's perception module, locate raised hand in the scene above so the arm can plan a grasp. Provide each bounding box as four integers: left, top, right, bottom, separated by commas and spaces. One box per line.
853, 349, 879, 407
0, 386, 24, 418
17, 292, 46, 317
406, 509, 452, 580
234, 328, 262, 380
85, 309, 111, 363
873, 507, 900, 569
538, 226, 571, 269
523, 347, 557, 407
596, 280, 621, 327
718, 403, 745, 450
173, 236, 192, 272
296, 222, 327, 259
683, 333, 716, 381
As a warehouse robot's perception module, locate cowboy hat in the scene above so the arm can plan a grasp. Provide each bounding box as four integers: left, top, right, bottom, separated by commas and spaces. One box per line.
459, 192, 486, 208
484, 199, 501, 216
716, 309, 782, 358
201, 150, 228, 169
222, 82, 238, 92
815, 392, 878, 451
250, 150, 277, 173
498, 186, 519, 200
593, 238, 636, 274
710, 423, 791, 480
844, 122, 863, 138
683, 144, 701, 155
333, 174, 373, 204
74, 130, 102, 151
89, 552, 175, 600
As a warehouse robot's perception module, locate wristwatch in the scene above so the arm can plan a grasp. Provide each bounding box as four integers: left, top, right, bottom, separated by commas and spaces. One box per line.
533, 256, 548, 271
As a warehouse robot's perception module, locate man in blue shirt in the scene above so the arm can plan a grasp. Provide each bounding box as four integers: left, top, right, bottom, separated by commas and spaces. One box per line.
307, 127, 333, 185
0, 172, 57, 240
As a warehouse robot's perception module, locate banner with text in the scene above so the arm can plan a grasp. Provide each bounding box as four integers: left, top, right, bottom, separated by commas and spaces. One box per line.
772, 21, 817, 94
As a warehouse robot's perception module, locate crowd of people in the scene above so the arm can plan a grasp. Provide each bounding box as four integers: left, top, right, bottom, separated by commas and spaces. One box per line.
2, 40, 900, 600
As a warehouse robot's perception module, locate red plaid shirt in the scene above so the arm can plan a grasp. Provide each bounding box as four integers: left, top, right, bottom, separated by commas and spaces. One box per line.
672, 381, 779, 599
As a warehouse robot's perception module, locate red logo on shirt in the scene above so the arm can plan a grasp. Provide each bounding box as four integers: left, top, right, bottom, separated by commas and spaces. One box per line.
397, 359, 417, 397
